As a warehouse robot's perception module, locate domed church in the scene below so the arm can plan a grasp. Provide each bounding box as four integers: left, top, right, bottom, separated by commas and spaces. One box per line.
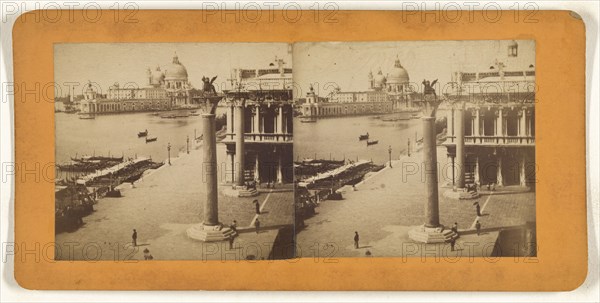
80, 52, 195, 115
146, 52, 193, 107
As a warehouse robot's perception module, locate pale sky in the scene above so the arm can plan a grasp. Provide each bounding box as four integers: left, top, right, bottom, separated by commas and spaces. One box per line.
54, 41, 534, 99
293, 40, 535, 97
54, 43, 292, 97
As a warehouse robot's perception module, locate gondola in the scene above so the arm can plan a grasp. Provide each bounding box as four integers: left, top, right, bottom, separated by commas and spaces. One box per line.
138, 130, 148, 137
358, 133, 369, 141
71, 156, 124, 162
146, 137, 158, 143
366, 140, 379, 146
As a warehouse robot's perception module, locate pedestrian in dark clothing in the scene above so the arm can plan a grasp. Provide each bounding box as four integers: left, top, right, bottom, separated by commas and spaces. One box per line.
354, 231, 359, 249
475, 220, 481, 236
132, 229, 137, 247
450, 237, 456, 252
475, 202, 481, 216
254, 218, 260, 234
253, 199, 260, 215
451, 222, 458, 234
228, 235, 235, 249
230, 220, 237, 233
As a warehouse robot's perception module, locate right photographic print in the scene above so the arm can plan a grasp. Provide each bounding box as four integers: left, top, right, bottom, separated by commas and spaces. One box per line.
292, 40, 537, 258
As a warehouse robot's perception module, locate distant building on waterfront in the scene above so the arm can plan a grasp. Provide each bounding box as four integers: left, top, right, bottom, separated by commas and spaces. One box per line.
220, 57, 294, 184
78, 53, 194, 114
443, 40, 536, 188
300, 56, 416, 118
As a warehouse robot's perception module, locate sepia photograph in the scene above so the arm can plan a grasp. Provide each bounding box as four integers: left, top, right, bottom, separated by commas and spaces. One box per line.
293, 40, 537, 258
53, 43, 295, 260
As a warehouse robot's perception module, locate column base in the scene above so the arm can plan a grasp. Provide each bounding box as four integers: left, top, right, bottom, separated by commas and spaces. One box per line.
186, 223, 235, 242
221, 185, 259, 198
443, 188, 480, 200
408, 224, 458, 244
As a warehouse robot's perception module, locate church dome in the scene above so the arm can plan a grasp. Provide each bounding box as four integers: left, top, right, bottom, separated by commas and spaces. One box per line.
373, 69, 386, 88
387, 57, 409, 84
164, 53, 188, 80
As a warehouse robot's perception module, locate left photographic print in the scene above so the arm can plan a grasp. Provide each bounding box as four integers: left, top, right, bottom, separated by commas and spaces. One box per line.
54, 43, 295, 261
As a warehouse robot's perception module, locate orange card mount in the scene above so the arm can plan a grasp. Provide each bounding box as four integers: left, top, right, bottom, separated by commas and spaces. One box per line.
12, 10, 586, 290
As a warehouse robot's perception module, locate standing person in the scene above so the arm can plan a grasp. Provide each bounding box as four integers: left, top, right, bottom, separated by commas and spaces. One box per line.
254, 218, 261, 234
132, 229, 137, 247
451, 222, 458, 234
230, 220, 238, 233
450, 237, 456, 252
228, 235, 235, 249
475, 220, 481, 236
253, 199, 260, 215
354, 231, 360, 249
475, 202, 481, 217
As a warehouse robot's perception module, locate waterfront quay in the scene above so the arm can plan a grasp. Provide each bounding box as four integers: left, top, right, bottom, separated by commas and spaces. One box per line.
295, 146, 536, 259
55, 144, 294, 261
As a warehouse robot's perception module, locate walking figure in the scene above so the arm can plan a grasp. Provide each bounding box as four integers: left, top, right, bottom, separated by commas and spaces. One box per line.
354, 231, 360, 249
475, 201, 481, 217
254, 218, 261, 234
475, 220, 481, 236
228, 235, 235, 249
253, 199, 260, 215
449, 237, 456, 252
132, 229, 138, 247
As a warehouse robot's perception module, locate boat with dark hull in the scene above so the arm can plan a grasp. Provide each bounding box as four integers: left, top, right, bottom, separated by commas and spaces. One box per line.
358, 133, 369, 141
138, 130, 148, 137
366, 140, 379, 146
146, 137, 157, 143
71, 156, 124, 162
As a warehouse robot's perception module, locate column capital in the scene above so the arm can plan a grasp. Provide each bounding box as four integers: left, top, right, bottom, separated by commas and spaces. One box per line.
198, 95, 222, 115
231, 98, 246, 108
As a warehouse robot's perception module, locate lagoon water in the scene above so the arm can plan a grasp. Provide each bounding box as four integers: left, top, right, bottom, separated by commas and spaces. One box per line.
56, 111, 424, 173
55, 108, 226, 165
293, 115, 423, 165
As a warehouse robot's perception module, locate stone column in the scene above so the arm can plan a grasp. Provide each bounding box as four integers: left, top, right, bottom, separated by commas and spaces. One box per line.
202, 112, 219, 226
455, 107, 465, 189
235, 103, 245, 187
277, 106, 284, 134
519, 154, 527, 186
253, 106, 260, 134
254, 155, 260, 183
474, 109, 480, 137
226, 152, 235, 183
520, 108, 527, 137
496, 157, 504, 186
423, 116, 440, 228
187, 98, 234, 242
277, 147, 283, 183
446, 108, 454, 139
226, 104, 233, 135
474, 156, 480, 185
408, 112, 457, 244
497, 107, 504, 142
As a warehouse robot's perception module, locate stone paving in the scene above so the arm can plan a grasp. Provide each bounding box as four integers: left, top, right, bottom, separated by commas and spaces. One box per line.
295, 147, 536, 259
55, 145, 294, 261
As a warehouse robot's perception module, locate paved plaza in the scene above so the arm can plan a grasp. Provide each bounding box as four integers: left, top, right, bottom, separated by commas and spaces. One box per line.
295, 147, 536, 258
55, 145, 294, 261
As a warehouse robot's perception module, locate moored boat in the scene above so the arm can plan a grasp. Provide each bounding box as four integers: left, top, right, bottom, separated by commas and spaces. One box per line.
146, 137, 158, 143
300, 117, 317, 123
358, 133, 369, 141
366, 140, 379, 146
138, 130, 148, 137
